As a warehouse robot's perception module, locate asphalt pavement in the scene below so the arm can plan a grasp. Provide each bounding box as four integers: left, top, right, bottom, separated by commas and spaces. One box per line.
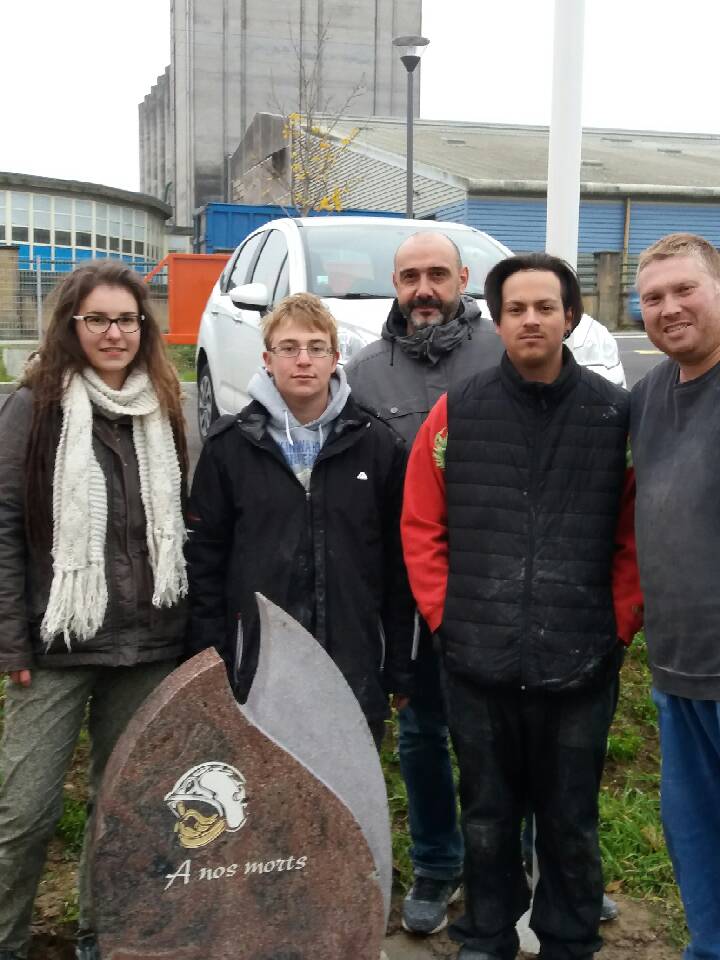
614, 330, 663, 389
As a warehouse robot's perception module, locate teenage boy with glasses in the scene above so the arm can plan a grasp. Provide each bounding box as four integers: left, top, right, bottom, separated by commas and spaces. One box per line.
186, 292, 415, 747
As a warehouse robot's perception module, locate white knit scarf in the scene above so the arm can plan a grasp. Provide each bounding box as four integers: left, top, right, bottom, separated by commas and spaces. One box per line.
42, 367, 188, 647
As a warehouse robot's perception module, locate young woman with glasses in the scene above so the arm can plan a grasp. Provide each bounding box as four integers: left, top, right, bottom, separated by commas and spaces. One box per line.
0, 260, 189, 960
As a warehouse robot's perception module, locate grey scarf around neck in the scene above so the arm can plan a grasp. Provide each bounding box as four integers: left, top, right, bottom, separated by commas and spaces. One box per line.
395, 315, 469, 365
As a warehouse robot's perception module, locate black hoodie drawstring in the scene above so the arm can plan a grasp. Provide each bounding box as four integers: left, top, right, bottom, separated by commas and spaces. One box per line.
390, 339, 395, 366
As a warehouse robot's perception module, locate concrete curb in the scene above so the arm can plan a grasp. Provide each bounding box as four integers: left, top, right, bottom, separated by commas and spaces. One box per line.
0, 382, 17, 394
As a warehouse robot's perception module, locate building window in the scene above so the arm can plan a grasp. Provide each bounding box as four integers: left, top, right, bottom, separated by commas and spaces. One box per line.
10, 192, 29, 240
95, 203, 108, 249
76, 200, 92, 248
32, 195, 51, 247
109, 206, 121, 249
55, 197, 72, 246
134, 210, 146, 244
135, 240, 145, 255
122, 209, 133, 252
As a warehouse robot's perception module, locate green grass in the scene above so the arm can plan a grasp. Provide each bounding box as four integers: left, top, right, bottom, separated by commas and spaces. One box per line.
0, 354, 11, 382
62, 889, 80, 924
607, 728, 644, 763
381, 723, 413, 886
55, 796, 87, 857
166, 344, 196, 382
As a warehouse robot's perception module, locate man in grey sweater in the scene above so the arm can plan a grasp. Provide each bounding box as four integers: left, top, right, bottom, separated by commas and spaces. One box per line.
632, 232, 720, 960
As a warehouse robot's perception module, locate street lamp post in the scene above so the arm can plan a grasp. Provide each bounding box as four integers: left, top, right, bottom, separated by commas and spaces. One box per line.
392, 35, 429, 219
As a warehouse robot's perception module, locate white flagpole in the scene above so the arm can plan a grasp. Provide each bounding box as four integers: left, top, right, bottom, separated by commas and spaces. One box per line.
545, 0, 587, 269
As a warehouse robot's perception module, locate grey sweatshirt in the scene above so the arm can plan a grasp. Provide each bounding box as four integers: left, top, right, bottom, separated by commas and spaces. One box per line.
631, 357, 720, 699
247, 366, 351, 489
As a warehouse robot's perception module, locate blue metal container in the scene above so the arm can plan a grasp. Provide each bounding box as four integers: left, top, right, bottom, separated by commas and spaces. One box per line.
194, 203, 402, 253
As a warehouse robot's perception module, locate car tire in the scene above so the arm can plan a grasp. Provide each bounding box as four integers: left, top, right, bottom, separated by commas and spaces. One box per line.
197, 363, 219, 441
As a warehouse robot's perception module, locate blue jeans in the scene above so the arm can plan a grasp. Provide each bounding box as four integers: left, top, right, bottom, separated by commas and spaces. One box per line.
653, 689, 720, 960
398, 666, 464, 880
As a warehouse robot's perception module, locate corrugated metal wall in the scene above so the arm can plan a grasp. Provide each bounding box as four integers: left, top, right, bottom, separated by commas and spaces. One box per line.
432, 199, 467, 223
435, 195, 720, 257
628, 202, 720, 253
435, 197, 626, 254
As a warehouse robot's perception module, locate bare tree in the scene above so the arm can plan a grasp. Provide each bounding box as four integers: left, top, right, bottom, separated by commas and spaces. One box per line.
270, 18, 363, 216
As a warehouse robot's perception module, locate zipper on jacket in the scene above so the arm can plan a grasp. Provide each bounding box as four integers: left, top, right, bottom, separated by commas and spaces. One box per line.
378, 618, 386, 671
520, 407, 540, 688
411, 609, 420, 661
306, 421, 367, 646
241, 415, 367, 648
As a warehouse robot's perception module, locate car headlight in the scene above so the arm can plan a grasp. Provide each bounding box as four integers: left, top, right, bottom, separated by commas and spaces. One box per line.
337, 326, 377, 364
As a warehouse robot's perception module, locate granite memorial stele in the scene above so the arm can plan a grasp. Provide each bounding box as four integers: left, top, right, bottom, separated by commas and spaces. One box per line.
90, 594, 392, 959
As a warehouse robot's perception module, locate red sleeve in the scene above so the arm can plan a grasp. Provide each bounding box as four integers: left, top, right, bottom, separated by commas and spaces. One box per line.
401, 394, 449, 634
612, 465, 644, 645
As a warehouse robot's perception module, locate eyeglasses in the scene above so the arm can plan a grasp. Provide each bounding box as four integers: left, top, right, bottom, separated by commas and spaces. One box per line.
268, 343, 335, 359
73, 313, 143, 334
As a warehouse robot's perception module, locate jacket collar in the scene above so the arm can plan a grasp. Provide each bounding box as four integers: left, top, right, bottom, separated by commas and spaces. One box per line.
500, 344, 580, 406
238, 396, 366, 444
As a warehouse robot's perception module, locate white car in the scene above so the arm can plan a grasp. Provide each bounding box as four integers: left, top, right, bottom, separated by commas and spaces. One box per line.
196, 217, 625, 438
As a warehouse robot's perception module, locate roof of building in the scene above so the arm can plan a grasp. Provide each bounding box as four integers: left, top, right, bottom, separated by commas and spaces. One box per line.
331, 117, 720, 200
0, 171, 173, 218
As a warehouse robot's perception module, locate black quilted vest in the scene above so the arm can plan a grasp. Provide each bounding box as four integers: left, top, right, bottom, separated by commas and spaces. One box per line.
441, 348, 629, 691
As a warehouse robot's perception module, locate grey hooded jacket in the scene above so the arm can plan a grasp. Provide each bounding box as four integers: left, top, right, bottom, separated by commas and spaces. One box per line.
345, 295, 504, 446
247, 366, 351, 488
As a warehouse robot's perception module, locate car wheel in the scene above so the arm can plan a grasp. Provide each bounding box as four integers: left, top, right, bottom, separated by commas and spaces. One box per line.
197, 363, 218, 441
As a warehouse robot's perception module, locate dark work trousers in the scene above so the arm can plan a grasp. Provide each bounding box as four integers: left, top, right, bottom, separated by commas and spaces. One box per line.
444, 669, 618, 960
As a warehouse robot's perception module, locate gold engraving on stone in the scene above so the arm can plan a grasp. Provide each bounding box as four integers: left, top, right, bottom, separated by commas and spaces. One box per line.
165, 761, 248, 849
174, 801, 228, 849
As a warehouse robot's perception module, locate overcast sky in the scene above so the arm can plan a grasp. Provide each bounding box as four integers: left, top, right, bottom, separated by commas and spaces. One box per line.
6, 1, 720, 192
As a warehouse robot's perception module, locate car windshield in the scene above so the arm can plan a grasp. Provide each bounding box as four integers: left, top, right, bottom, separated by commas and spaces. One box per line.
301, 223, 507, 299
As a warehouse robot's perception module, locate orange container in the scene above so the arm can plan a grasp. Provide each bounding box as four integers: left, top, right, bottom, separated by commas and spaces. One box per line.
146, 253, 230, 345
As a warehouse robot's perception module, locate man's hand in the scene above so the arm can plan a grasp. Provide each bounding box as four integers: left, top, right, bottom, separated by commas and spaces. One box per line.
392, 694, 410, 712
8, 670, 31, 687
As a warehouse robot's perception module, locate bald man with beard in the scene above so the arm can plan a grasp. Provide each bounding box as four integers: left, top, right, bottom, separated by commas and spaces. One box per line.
346, 232, 503, 935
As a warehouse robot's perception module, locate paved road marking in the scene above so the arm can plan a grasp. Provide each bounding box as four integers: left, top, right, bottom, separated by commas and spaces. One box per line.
634, 349, 661, 355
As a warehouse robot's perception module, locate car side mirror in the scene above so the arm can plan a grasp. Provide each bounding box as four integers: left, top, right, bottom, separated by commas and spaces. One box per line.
229, 282, 270, 311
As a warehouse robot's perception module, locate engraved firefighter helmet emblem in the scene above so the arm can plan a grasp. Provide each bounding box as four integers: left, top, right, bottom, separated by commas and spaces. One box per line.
165, 761, 248, 849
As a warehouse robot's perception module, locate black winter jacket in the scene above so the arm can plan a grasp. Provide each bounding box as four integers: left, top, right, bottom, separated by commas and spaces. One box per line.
0, 387, 187, 671
442, 349, 629, 691
186, 396, 415, 721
